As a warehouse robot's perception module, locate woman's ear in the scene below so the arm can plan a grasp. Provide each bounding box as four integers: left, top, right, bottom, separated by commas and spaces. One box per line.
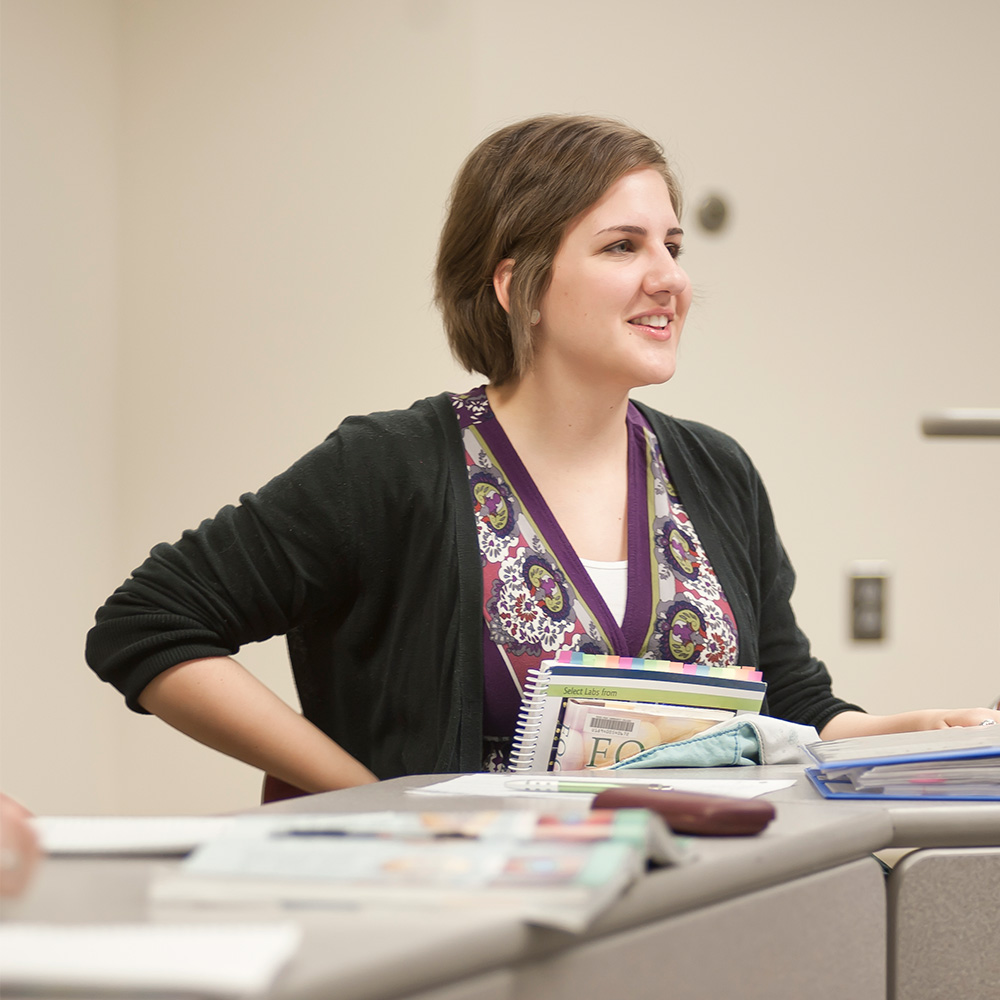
492, 259, 514, 314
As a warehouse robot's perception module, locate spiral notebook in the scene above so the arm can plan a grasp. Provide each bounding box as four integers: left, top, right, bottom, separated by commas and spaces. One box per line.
509, 651, 767, 773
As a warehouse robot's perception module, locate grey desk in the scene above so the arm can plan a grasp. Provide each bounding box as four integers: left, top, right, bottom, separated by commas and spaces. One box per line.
740, 764, 1000, 848
612, 765, 1000, 1000
732, 766, 1000, 998
7, 767, 998, 1000
803, 780, 1000, 999
6, 768, 891, 1000
655, 765, 1000, 999
888, 846, 1000, 1000
873, 795, 999, 1000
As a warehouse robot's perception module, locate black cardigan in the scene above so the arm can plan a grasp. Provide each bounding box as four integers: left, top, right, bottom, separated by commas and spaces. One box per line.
86, 393, 861, 778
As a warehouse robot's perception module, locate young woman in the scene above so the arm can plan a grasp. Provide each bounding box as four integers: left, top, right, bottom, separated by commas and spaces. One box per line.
87, 115, 999, 792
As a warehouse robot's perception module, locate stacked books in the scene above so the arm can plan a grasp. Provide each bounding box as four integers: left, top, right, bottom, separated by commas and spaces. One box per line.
150, 809, 685, 933
510, 651, 766, 773
803, 725, 1000, 800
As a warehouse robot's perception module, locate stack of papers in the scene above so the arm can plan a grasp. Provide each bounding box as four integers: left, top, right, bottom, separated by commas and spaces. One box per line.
804, 726, 1000, 799
150, 809, 686, 933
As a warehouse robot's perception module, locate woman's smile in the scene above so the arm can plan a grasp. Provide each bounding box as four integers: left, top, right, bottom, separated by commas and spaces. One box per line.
627, 311, 676, 339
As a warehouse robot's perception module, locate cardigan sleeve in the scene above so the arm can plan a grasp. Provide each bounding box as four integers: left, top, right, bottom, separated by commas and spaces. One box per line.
86, 394, 485, 779
85, 430, 368, 712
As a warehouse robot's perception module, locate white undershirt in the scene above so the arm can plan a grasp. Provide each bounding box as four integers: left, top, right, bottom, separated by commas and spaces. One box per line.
579, 558, 628, 625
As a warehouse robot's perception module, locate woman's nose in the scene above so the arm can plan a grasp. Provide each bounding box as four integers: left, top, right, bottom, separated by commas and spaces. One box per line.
643, 248, 688, 297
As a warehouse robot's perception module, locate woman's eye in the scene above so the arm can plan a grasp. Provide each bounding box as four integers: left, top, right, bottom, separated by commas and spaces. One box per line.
667, 243, 684, 259
604, 240, 633, 254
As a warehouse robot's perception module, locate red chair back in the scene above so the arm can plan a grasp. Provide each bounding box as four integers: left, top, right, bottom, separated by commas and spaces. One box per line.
261, 774, 308, 804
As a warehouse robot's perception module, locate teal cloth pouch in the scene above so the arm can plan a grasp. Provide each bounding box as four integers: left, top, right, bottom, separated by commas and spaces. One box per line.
609, 714, 819, 769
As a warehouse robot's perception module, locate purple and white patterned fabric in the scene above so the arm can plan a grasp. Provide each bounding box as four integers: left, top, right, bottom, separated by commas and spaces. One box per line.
451, 387, 738, 770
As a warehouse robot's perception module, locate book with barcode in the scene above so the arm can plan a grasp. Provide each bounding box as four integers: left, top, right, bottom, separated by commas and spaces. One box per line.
509, 651, 766, 773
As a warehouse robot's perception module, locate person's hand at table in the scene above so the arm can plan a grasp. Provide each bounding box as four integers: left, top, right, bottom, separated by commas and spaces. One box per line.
0, 793, 41, 897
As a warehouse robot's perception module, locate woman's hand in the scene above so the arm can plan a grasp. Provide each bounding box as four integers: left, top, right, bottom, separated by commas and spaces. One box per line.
820, 707, 1000, 740
926, 707, 1000, 729
0, 794, 41, 898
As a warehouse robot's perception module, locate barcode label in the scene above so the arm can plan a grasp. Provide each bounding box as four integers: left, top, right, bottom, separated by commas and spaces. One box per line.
587, 716, 638, 735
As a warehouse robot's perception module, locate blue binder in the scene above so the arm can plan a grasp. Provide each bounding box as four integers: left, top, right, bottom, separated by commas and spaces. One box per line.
804, 739, 1000, 801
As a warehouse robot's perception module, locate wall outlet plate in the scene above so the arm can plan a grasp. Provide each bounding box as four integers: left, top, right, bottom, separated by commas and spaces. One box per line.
850, 561, 889, 641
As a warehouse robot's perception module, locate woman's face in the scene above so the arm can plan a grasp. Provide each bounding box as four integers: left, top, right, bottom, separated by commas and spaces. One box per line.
531, 166, 691, 393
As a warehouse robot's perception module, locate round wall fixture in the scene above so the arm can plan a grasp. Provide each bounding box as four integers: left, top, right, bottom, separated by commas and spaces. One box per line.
697, 194, 729, 233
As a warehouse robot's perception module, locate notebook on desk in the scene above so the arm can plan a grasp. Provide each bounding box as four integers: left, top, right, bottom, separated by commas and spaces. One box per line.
803, 726, 1000, 800
509, 651, 766, 773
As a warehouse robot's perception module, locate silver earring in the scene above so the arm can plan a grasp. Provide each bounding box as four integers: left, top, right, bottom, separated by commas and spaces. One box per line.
530, 310, 541, 326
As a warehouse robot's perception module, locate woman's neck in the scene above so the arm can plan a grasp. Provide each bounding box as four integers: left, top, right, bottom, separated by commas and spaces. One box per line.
486, 369, 631, 459
485, 371, 633, 561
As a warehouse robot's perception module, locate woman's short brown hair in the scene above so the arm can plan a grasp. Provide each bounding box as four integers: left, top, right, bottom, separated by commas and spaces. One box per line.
434, 115, 682, 385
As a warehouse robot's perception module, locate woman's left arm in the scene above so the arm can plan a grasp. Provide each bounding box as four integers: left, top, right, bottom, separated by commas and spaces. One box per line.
820, 707, 1000, 739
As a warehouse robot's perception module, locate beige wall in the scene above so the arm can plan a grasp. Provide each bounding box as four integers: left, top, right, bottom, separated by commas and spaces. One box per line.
1, 0, 123, 813
2, 0, 998, 815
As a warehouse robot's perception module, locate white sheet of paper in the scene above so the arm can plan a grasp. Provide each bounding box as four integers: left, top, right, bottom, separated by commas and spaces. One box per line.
0, 923, 301, 997
33, 814, 425, 856
32, 815, 242, 855
407, 773, 794, 799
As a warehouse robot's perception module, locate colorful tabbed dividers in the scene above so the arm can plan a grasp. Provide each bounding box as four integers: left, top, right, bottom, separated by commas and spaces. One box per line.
551, 650, 763, 683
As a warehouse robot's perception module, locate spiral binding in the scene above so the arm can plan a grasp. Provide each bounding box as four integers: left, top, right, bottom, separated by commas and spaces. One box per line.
508, 662, 553, 772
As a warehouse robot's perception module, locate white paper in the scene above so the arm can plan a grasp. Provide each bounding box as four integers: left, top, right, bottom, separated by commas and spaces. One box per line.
0, 922, 301, 997
32, 815, 244, 855
32, 813, 416, 856
407, 773, 794, 800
